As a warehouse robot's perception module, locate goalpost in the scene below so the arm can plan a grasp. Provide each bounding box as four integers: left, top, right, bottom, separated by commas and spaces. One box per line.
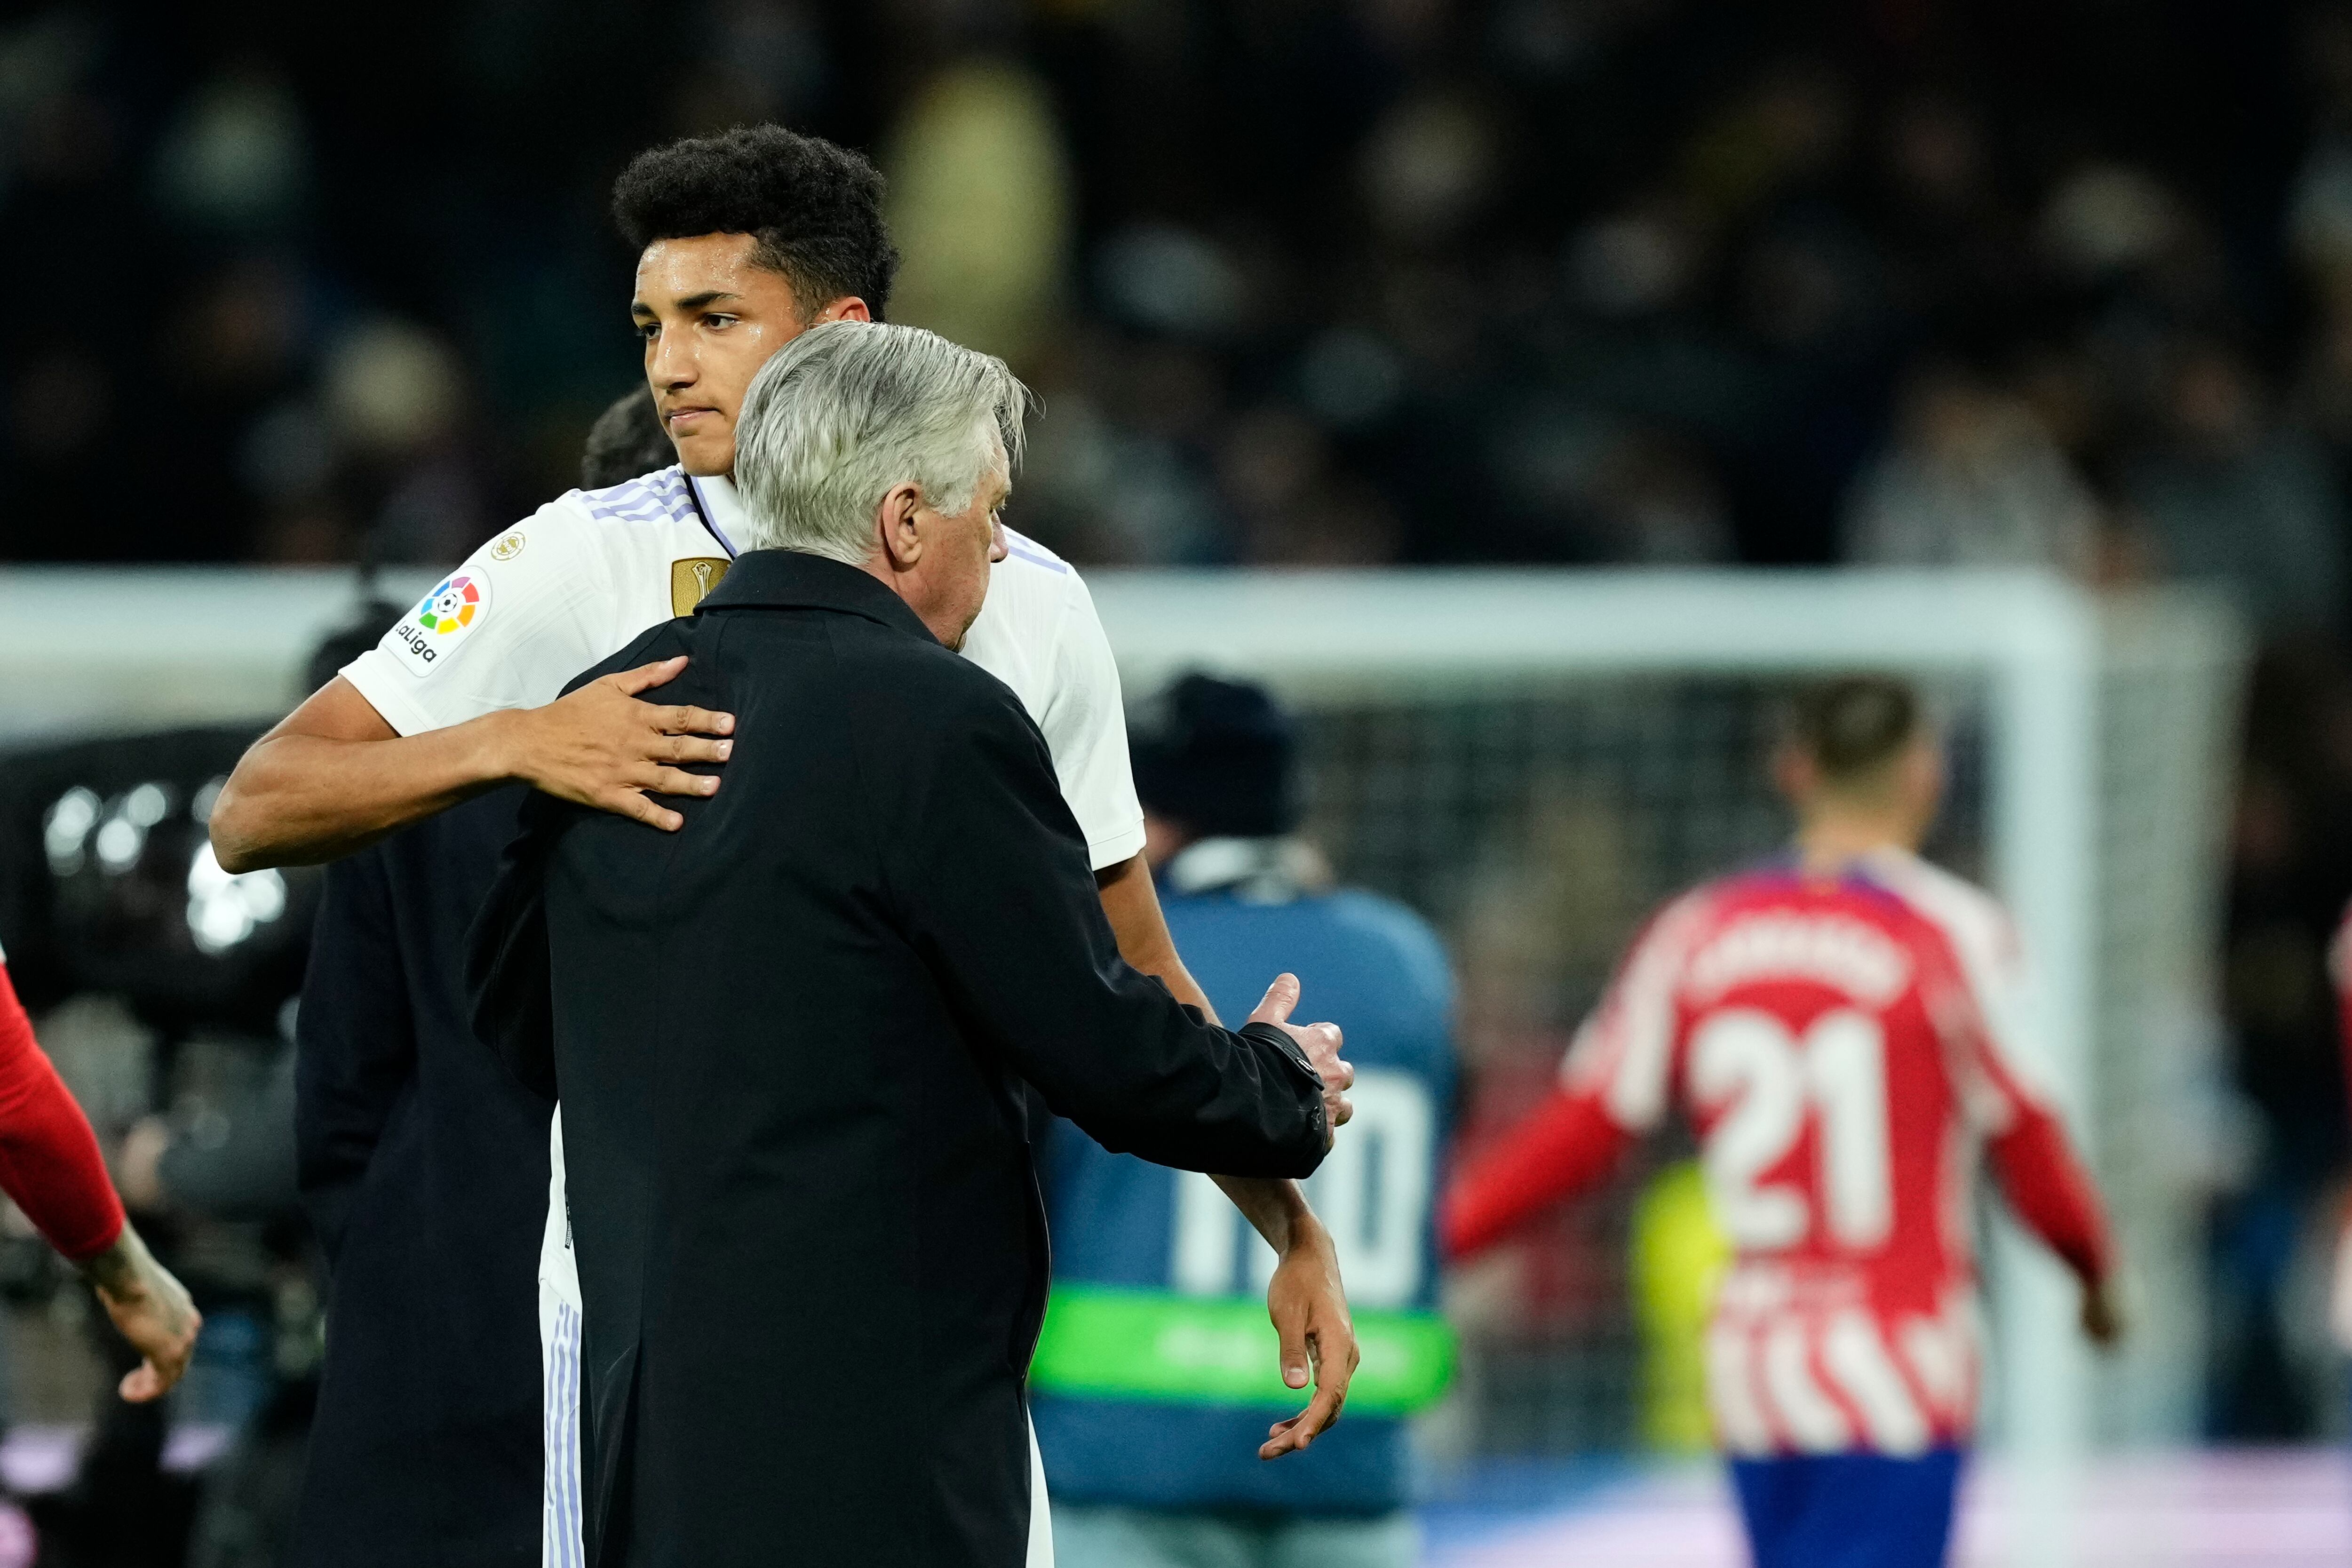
0, 565, 2246, 1565
1089, 567, 2245, 1566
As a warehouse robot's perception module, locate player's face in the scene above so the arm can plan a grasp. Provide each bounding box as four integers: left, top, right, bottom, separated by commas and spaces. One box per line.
631, 234, 868, 478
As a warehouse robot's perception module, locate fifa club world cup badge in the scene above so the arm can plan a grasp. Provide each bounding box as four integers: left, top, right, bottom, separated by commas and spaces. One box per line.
392, 572, 490, 675
672, 557, 730, 615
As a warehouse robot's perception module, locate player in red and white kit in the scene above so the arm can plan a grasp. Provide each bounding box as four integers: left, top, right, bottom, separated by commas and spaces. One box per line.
0, 953, 198, 1402
1442, 676, 2118, 1568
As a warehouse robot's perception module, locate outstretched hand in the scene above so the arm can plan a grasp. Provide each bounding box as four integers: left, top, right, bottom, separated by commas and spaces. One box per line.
1248, 974, 1351, 1146
83, 1225, 201, 1403
505, 656, 735, 831
1257, 1215, 1359, 1460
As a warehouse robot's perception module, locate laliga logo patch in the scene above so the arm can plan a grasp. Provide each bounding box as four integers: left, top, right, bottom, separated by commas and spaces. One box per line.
418, 574, 482, 633
392, 572, 490, 676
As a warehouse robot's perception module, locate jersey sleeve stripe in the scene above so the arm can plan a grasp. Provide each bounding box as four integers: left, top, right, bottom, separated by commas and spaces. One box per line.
578, 469, 694, 526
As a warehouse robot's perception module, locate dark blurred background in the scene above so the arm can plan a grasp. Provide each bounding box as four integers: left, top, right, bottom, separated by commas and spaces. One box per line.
5, 0, 2352, 1471
6, 0, 2347, 589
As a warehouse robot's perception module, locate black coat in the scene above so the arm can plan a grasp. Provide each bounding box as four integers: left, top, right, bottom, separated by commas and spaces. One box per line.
467, 550, 1328, 1568
291, 788, 551, 1567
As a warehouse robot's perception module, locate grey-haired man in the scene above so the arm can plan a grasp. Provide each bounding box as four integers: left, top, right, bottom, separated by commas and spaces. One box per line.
468, 322, 1356, 1568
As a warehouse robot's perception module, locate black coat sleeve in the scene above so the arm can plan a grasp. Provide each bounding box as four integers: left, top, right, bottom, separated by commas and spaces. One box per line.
464, 796, 566, 1102
295, 847, 417, 1265
891, 681, 1327, 1178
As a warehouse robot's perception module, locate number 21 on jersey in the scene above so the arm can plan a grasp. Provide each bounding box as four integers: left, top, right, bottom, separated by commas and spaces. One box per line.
1688, 1007, 1892, 1251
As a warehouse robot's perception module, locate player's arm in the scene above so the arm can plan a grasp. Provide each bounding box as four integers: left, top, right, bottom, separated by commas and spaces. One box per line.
0, 962, 198, 1401
211, 516, 737, 872
1947, 902, 2121, 1346
1442, 901, 1697, 1258
1058, 565, 1358, 1456
1986, 1105, 2119, 1344
1440, 1084, 1636, 1258
211, 662, 731, 872
1097, 854, 1358, 1458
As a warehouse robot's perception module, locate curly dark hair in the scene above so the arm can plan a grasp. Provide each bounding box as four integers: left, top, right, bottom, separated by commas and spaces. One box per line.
612, 125, 899, 319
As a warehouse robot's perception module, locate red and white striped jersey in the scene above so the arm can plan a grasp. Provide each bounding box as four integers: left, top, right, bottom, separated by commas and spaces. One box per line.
1442, 847, 2110, 1457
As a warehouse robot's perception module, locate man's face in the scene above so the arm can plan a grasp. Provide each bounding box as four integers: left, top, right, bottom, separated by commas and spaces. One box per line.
899, 457, 1011, 650
633, 233, 859, 477
931, 462, 1012, 650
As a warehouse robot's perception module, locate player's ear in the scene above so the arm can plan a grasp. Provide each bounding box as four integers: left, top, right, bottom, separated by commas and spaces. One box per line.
875, 482, 924, 569
813, 296, 872, 325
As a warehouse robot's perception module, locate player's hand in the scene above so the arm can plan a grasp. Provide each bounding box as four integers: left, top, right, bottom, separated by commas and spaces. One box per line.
1248, 974, 1351, 1147
502, 656, 735, 830
1257, 1212, 1359, 1460
81, 1224, 201, 1402
2080, 1277, 2123, 1349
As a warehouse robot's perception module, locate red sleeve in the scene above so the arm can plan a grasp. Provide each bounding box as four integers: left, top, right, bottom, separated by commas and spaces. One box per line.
0, 964, 124, 1262
1986, 1101, 2111, 1286
1439, 1085, 1636, 1260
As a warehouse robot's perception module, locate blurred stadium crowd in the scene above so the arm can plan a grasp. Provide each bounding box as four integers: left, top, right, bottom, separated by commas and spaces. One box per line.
3, 0, 2352, 1481
4, 0, 2348, 591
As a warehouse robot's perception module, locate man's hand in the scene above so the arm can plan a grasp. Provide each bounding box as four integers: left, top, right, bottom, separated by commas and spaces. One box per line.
1256, 1212, 1359, 1459
498, 656, 735, 831
1247, 974, 1351, 1144
80, 1224, 200, 1402
211, 664, 738, 872
2080, 1276, 2123, 1349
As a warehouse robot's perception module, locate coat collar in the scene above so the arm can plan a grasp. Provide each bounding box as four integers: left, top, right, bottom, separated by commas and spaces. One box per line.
696, 549, 938, 645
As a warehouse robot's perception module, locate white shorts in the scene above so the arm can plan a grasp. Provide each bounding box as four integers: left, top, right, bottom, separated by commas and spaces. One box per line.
540, 1112, 584, 1568
538, 1111, 1055, 1567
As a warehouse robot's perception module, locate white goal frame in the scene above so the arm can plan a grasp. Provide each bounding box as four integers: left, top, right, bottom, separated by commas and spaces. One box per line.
1087, 566, 2230, 1568
0, 565, 2243, 1567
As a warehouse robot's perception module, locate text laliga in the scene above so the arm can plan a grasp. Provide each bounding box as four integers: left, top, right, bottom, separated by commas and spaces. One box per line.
396, 623, 438, 663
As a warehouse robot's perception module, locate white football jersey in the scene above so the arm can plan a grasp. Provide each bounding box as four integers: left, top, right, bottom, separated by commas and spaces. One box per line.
343, 467, 1145, 867
341, 469, 1145, 1528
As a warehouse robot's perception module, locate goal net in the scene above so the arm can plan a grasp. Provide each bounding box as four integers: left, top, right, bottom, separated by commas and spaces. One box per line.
0, 565, 2246, 1550
1091, 568, 2245, 1485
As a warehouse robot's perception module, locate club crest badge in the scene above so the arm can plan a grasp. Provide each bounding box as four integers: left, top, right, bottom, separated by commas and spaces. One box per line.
672, 557, 730, 615
489, 531, 526, 561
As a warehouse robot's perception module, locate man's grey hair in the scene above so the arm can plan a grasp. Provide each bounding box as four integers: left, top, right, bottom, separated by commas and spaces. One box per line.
733, 321, 1031, 564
